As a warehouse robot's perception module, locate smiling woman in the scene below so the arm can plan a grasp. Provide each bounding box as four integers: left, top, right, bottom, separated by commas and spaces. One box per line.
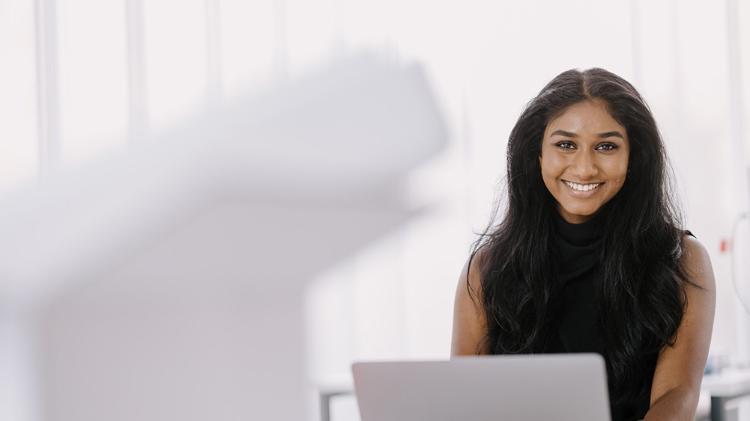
451, 68, 716, 421
540, 99, 630, 224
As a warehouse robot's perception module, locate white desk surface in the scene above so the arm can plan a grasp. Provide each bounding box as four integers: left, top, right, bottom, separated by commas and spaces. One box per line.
318, 369, 750, 396
315, 367, 748, 419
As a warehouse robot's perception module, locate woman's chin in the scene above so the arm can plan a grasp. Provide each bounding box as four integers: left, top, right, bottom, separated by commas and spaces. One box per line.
558, 206, 599, 223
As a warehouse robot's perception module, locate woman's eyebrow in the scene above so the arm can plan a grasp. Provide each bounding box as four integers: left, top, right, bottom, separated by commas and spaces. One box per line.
549, 129, 625, 139
597, 131, 625, 139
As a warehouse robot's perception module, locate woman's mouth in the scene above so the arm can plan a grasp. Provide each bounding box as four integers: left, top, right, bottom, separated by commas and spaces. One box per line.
563, 180, 602, 195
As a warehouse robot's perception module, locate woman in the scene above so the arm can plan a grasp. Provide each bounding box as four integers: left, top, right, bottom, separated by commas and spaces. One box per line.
451, 68, 715, 421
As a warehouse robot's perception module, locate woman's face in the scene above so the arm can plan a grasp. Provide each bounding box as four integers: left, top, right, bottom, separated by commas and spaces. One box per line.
539, 99, 630, 224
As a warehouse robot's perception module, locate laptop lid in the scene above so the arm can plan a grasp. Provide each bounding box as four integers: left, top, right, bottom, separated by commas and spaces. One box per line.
352, 353, 611, 421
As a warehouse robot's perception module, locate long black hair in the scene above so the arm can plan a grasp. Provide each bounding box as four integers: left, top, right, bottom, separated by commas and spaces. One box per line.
468, 68, 693, 403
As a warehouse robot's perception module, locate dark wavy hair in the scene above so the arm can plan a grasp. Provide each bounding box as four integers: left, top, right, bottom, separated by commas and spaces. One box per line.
468, 68, 694, 404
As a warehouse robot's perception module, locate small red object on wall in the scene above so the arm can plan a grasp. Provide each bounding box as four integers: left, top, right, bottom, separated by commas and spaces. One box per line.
720, 238, 731, 253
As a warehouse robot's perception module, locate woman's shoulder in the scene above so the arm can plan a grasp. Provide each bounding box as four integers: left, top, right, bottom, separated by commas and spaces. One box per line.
452, 245, 491, 355
463, 245, 490, 293
679, 233, 714, 290
680, 231, 704, 257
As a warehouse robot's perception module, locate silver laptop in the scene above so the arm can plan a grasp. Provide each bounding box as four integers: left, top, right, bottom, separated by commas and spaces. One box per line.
352, 353, 611, 421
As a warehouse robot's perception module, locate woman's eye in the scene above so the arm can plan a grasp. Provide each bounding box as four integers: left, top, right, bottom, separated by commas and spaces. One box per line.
596, 143, 618, 151
556, 141, 575, 150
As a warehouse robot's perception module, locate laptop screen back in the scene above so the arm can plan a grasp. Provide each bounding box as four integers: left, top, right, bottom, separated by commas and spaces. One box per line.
352, 353, 611, 421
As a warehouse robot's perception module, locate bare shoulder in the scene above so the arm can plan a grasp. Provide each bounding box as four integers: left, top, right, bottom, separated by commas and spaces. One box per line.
680, 234, 715, 291
648, 233, 716, 413
451, 245, 490, 356
460, 245, 489, 300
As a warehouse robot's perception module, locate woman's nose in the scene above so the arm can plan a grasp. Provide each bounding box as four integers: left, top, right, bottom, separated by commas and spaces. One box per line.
572, 150, 599, 179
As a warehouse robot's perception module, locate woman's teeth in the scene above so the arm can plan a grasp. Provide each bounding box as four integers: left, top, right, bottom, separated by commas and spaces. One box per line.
564, 181, 601, 192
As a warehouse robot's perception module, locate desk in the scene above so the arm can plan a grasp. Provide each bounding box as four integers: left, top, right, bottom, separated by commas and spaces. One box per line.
317, 372, 744, 421
702, 368, 750, 421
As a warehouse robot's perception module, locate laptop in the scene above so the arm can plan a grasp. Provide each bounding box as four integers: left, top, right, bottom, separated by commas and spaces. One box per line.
352, 353, 611, 421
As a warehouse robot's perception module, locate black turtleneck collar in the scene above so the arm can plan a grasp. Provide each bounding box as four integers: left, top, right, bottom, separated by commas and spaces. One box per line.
553, 209, 606, 247
552, 209, 606, 285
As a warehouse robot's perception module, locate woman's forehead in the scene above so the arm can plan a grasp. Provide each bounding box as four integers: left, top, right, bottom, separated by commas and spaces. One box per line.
545, 100, 626, 137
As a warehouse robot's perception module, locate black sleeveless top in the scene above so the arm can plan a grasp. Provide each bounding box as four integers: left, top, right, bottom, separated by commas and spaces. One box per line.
546, 210, 648, 421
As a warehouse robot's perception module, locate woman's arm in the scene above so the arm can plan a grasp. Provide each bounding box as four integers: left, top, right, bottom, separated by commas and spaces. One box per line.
644, 235, 716, 421
451, 251, 489, 356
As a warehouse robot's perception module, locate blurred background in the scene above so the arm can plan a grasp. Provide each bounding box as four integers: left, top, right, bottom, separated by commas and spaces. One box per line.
1, 0, 749, 420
